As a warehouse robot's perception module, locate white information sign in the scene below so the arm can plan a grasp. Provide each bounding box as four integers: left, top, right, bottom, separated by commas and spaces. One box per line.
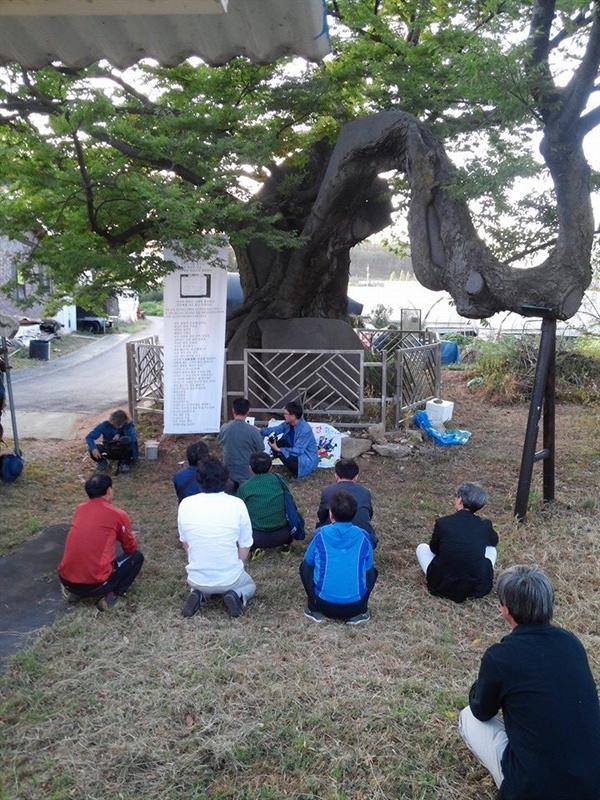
163, 254, 227, 434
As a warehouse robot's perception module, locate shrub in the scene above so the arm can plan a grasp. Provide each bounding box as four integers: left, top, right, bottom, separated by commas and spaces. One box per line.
139, 300, 163, 316
464, 335, 600, 403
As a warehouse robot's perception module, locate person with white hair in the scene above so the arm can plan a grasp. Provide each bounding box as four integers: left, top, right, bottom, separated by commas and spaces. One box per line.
416, 481, 498, 602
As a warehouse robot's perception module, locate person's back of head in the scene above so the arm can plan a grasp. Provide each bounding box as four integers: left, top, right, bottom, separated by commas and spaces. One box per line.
456, 482, 487, 512
109, 409, 129, 428
85, 473, 112, 499
284, 399, 303, 419
249, 451, 272, 475
335, 458, 359, 481
197, 456, 229, 493
186, 440, 209, 466
330, 489, 358, 523
232, 397, 251, 416
497, 565, 554, 625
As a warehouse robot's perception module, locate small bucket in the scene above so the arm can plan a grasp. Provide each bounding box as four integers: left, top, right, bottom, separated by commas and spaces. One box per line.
145, 440, 159, 460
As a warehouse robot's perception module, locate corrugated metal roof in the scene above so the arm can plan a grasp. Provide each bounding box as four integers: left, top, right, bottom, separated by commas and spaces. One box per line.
0, 0, 330, 69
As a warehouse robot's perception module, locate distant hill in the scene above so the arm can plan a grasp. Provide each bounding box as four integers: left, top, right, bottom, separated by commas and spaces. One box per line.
349, 242, 413, 284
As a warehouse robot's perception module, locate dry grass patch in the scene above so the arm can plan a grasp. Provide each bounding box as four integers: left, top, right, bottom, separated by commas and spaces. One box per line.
1, 373, 598, 799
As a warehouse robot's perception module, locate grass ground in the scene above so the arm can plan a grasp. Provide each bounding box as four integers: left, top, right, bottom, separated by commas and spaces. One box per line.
0, 371, 598, 800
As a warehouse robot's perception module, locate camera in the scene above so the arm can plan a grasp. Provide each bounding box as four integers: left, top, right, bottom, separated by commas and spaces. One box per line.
268, 434, 278, 445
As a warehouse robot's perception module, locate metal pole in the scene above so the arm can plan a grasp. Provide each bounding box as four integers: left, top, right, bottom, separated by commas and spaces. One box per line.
1, 336, 21, 456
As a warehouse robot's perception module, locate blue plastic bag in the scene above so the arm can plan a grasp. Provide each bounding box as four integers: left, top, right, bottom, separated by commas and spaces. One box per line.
413, 410, 471, 446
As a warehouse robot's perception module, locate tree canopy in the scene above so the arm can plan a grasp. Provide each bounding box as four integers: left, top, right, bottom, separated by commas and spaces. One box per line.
0, 0, 598, 345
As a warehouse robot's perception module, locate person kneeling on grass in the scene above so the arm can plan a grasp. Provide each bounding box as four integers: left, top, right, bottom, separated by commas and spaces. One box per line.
300, 490, 377, 626
178, 456, 256, 619
173, 440, 209, 503
415, 481, 498, 603
236, 451, 293, 560
58, 473, 144, 611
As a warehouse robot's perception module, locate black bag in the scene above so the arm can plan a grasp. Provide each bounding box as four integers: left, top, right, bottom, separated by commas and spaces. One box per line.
284, 488, 305, 540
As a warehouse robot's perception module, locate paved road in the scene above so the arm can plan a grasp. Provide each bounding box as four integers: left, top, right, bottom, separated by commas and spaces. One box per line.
0, 318, 163, 667
3, 317, 163, 440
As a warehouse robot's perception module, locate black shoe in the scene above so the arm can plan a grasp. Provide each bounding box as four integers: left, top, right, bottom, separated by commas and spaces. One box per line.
96, 592, 118, 612
223, 590, 245, 618
182, 589, 206, 618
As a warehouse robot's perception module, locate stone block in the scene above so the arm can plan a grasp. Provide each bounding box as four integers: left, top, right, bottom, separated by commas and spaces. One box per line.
372, 443, 412, 459
367, 422, 387, 444
341, 437, 372, 459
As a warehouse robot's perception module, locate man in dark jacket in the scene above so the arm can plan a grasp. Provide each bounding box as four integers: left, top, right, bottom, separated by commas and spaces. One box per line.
459, 565, 600, 800
300, 490, 377, 625
316, 458, 378, 548
416, 482, 498, 602
173, 441, 209, 503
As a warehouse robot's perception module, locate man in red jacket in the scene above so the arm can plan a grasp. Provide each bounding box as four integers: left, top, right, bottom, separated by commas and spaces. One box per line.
58, 473, 144, 611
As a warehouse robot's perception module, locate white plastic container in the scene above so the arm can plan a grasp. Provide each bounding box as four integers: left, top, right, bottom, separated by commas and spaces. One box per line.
425, 398, 454, 424
145, 440, 159, 460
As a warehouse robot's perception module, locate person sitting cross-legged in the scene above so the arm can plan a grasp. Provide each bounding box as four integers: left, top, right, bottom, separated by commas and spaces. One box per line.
236, 451, 293, 559
173, 440, 209, 503
316, 458, 378, 549
86, 408, 138, 474
178, 456, 256, 619
300, 489, 377, 625
58, 473, 144, 611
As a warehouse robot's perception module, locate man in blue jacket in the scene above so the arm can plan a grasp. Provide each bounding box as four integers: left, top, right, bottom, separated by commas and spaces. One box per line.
261, 400, 318, 480
459, 565, 600, 800
300, 490, 377, 625
173, 440, 209, 503
86, 409, 138, 474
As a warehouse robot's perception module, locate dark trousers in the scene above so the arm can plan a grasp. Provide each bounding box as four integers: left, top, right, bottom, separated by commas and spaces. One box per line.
91, 437, 134, 465
276, 435, 298, 477
252, 524, 292, 549
299, 560, 378, 620
60, 550, 144, 598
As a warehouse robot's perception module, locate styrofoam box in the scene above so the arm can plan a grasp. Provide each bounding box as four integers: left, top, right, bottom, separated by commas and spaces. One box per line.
426, 398, 454, 423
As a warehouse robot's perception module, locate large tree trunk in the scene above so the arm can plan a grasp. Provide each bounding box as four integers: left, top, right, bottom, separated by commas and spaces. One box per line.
227, 107, 594, 354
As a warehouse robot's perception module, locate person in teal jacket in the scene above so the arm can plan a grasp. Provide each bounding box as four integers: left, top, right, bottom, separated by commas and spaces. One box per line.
261, 400, 319, 479
300, 490, 377, 625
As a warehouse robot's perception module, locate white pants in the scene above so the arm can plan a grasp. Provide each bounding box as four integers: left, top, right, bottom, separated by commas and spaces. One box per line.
415, 543, 497, 574
458, 706, 507, 789
189, 569, 256, 606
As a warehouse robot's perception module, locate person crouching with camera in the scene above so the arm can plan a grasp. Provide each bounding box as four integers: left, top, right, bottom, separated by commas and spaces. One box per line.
260, 400, 318, 481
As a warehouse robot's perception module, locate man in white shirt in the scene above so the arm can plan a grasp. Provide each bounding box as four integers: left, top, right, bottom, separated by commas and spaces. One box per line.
178, 456, 255, 618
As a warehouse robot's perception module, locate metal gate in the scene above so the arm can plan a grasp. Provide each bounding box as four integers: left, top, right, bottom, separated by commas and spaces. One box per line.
126, 337, 164, 421
127, 338, 440, 428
